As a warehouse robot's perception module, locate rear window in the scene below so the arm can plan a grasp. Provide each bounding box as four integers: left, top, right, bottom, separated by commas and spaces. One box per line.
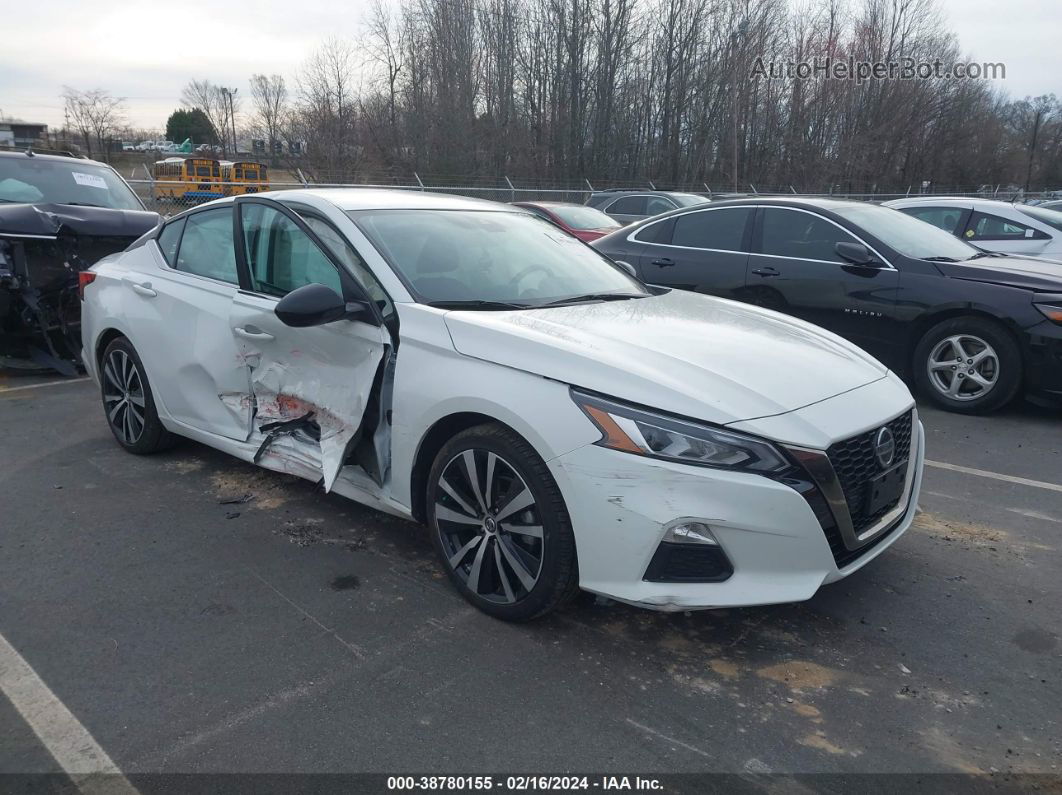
1017, 205, 1062, 233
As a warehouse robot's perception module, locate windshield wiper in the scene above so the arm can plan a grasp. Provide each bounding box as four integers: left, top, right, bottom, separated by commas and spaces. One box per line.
922, 256, 962, 262
58, 201, 105, 208
967, 251, 1007, 259
426, 299, 531, 310
534, 292, 647, 308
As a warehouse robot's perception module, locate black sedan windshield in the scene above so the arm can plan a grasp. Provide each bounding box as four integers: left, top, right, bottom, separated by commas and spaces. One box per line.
353, 210, 648, 306
833, 203, 978, 261
0, 157, 144, 210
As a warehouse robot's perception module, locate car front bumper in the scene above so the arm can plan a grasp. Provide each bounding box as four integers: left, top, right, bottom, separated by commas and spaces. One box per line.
1024, 319, 1062, 399
548, 411, 925, 611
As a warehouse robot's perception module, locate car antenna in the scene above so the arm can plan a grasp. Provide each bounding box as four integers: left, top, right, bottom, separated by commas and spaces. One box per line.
25, 147, 34, 157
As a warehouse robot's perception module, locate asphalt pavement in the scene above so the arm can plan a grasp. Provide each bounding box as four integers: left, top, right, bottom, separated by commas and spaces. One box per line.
0, 376, 1059, 787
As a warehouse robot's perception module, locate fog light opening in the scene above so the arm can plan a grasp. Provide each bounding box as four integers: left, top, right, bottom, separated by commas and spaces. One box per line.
664, 521, 719, 546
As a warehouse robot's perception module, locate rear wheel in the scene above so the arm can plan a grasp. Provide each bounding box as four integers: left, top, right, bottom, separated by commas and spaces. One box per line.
100, 337, 176, 454
427, 424, 579, 621
913, 317, 1021, 414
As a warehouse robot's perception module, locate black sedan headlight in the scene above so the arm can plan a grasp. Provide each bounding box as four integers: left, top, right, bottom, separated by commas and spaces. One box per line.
571, 389, 790, 474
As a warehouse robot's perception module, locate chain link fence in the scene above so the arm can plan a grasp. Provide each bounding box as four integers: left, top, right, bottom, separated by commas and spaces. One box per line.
126, 176, 1054, 218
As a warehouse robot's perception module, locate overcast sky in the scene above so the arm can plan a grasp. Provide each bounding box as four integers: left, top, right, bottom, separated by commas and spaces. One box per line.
1, 0, 1058, 130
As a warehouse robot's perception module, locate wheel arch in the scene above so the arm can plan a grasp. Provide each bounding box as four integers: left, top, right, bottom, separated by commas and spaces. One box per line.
907, 306, 1023, 372
409, 411, 518, 524
95, 327, 129, 370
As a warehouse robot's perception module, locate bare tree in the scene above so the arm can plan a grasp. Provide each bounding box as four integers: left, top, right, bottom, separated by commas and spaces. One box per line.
61, 87, 126, 160
181, 79, 240, 155
249, 74, 289, 158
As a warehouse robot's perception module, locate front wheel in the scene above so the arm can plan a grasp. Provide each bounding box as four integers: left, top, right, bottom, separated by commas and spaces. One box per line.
427, 424, 579, 621
912, 317, 1022, 414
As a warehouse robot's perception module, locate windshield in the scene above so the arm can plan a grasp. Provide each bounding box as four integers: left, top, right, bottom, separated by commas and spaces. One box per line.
546, 204, 621, 230
0, 157, 144, 210
832, 203, 978, 260
1017, 205, 1062, 233
353, 210, 648, 306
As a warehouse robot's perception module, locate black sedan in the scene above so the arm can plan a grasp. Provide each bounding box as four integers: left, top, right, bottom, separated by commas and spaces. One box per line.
592, 197, 1062, 414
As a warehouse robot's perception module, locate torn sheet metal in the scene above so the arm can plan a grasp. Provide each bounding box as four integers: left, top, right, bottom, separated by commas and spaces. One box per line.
241, 341, 387, 492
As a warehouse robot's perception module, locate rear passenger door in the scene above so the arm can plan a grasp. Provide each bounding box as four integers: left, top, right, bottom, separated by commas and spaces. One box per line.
135, 206, 253, 440
635, 206, 754, 300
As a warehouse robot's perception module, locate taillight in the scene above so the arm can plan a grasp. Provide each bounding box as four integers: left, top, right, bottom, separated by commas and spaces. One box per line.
78, 271, 97, 300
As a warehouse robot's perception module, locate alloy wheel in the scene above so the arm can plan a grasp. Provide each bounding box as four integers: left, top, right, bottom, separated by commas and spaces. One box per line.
103, 349, 147, 444
433, 449, 544, 604
926, 334, 999, 401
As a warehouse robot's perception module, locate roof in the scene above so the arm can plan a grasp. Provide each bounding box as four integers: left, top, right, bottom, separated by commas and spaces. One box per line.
258, 188, 515, 212
512, 201, 584, 209
0, 149, 99, 164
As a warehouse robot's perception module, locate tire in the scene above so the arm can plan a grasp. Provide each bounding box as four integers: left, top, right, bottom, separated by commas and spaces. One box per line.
99, 337, 176, 454
912, 317, 1022, 414
426, 423, 579, 621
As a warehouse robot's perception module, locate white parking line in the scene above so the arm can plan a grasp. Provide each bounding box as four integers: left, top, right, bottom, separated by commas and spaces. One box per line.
0, 631, 139, 795
0, 377, 92, 394
926, 460, 1062, 494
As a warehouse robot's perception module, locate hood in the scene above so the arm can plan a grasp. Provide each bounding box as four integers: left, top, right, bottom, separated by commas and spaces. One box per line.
0, 202, 160, 239
936, 256, 1062, 292
443, 289, 888, 425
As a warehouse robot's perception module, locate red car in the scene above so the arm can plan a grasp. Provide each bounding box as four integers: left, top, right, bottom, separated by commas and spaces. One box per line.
511, 201, 622, 242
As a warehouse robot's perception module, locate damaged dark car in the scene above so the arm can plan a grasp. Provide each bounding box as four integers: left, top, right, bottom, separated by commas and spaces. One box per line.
0, 150, 160, 375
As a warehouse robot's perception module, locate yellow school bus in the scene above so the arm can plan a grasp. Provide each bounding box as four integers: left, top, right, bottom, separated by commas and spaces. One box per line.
152, 157, 224, 205
220, 160, 270, 196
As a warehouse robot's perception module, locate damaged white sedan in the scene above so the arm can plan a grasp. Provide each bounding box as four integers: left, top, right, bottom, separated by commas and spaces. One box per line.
81, 190, 925, 621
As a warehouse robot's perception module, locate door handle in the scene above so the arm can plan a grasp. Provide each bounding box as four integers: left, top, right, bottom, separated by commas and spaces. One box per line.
234, 326, 275, 341
651, 257, 675, 267
751, 267, 780, 278
127, 281, 157, 297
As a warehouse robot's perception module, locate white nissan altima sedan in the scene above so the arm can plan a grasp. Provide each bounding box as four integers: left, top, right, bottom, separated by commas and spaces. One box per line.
80, 189, 925, 621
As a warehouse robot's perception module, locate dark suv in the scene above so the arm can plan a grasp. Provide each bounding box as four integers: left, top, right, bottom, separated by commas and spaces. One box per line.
586, 189, 709, 225
0, 149, 160, 374
592, 197, 1062, 414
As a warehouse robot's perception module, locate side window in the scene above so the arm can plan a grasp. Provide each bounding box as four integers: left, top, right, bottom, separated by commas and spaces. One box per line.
156, 217, 185, 266
240, 203, 343, 298
759, 208, 858, 264
174, 208, 238, 283
607, 195, 647, 215
672, 208, 753, 251
633, 218, 675, 244
966, 211, 1048, 241
900, 206, 965, 234
646, 196, 675, 215
298, 212, 394, 315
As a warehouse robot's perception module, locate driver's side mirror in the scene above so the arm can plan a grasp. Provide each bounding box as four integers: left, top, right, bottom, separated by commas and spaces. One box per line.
275, 283, 372, 328
835, 241, 885, 268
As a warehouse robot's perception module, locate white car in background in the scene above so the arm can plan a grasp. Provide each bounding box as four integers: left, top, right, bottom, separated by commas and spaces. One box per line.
885, 197, 1062, 259
80, 189, 924, 621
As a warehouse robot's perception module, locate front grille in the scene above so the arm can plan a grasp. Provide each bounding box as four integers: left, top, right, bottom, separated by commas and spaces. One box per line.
826, 410, 913, 536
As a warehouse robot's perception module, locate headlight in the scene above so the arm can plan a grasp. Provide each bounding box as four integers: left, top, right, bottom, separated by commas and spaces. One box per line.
572, 389, 790, 474
1034, 303, 1062, 325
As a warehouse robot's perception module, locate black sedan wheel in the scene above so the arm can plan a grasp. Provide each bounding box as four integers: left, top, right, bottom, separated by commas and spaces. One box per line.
427, 424, 578, 621
913, 317, 1021, 414
100, 337, 176, 454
